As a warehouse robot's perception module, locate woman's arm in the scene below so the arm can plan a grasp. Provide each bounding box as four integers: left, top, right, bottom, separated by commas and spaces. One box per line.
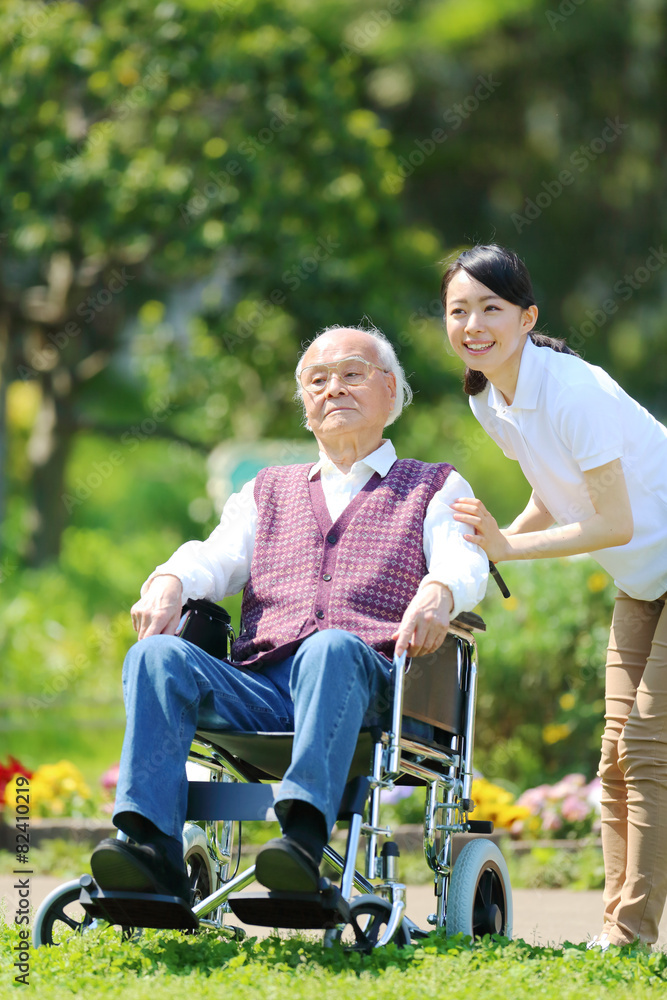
452, 459, 633, 562
504, 490, 555, 535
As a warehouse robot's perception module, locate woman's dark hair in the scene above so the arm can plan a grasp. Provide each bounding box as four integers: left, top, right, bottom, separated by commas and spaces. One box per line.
440, 243, 578, 394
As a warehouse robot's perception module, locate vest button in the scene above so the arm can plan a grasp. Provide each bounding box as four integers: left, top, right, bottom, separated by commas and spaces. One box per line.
315, 610, 324, 619
322, 573, 332, 582
326, 533, 337, 544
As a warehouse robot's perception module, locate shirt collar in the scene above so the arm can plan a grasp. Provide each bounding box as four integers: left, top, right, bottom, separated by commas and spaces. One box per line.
308, 439, 397, 479
487, 336, 544, 412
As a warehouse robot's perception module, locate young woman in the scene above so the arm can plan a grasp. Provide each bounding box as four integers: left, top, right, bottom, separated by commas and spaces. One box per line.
441, 244, 667, 949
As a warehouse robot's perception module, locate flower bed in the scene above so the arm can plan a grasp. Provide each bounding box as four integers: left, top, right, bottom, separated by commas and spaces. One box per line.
380, 772, 601, 843
514, 773, 601, 840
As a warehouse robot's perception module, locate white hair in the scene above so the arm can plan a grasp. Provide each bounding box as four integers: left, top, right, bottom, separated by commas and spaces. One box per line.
294, 323, 413, 428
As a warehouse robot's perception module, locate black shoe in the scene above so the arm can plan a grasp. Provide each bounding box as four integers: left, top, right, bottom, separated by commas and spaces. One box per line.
91, 838, 190, 904
255, 835, 320, 892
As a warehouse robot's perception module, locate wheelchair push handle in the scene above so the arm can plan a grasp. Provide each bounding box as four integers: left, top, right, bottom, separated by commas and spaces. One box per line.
488, 559, 511, 598
387, 650, 408, 776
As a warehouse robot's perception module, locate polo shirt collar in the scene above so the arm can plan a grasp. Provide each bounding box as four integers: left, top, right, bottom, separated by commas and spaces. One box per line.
308, 439, 397, 479
487, 336, 544, 412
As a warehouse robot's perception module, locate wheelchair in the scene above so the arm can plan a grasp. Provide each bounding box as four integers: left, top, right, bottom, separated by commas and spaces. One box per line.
33, 606, 512, 951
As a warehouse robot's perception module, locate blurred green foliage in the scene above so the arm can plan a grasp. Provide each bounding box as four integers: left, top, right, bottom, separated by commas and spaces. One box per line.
505, 844, 605, 891
1, 0, 664, 789
476, 556, 614, 790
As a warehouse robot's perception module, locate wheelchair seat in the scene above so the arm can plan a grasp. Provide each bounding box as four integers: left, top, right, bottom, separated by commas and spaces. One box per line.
195, 728, 377, 781
193, 616, 484, 793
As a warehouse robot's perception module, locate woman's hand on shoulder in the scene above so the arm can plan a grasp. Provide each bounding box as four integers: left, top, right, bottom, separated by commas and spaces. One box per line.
450, 497, 511, 563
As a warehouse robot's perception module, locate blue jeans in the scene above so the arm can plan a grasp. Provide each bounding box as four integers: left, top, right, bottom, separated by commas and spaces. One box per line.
113, 628, 393, 839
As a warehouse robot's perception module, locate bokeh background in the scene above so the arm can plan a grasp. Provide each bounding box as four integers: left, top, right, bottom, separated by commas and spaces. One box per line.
1, 0, 666, 801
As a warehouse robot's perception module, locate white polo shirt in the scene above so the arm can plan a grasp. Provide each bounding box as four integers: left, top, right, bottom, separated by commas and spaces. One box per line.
470, 336, 667, 601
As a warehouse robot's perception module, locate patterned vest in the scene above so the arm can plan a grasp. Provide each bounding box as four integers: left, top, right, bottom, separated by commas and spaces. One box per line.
232, 459, 453, 666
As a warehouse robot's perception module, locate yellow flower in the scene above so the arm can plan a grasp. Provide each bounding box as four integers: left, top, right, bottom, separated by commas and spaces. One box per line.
471, 778, 523, 826
559, 692, 576, 711
16, 760, 92, 817
4, 776, 23, 809
587, 572, 609, 593
468, 778, 535, 829
542, 723, 572, 745
494, 804, 532, 829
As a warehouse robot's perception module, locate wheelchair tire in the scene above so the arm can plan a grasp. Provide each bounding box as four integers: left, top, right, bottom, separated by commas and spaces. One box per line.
334, 894, 412, 951
32, 878, 142, 947
446, 839, 512, 940
32, 879, 95, 947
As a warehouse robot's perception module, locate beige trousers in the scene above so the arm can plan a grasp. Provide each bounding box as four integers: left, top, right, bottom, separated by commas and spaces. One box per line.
599, 589, 667, 945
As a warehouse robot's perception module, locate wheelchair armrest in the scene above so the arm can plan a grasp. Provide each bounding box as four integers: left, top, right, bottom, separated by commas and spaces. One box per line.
451, 611, 486, 632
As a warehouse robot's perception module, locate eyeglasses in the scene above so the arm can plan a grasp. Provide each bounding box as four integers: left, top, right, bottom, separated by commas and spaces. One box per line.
299, 356, 388, 394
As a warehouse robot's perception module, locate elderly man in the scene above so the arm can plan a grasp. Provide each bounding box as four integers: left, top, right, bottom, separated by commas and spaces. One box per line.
91, 324, 488, 902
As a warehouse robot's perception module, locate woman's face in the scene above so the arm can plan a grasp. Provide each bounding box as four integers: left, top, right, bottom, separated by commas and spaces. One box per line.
444, 269, 538, 399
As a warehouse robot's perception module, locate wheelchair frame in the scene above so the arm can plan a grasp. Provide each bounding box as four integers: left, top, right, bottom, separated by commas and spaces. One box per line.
33, 614, 512, 949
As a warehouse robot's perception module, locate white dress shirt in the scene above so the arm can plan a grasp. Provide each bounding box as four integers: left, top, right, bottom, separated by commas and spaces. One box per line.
145, 440, 489, 617
470, 337, 667, 600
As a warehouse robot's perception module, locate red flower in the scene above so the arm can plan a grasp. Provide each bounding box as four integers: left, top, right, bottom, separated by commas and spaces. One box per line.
0, 756, 34, 805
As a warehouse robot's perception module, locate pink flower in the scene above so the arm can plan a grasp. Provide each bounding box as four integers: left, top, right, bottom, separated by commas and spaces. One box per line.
100, 763, 120, 790
549, 773, 586, 801
517, 784, 550, 813
561, 794, 590, 823
541, 807, 563, 832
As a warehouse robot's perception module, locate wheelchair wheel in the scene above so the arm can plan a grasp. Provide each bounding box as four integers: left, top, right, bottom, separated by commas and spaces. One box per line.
336, 894, 411, 950
32, 879, 95, 947
33, 878, 141, 947
446, 839, 512, 940
184, 844, 212, 906
182, 822, 215, 906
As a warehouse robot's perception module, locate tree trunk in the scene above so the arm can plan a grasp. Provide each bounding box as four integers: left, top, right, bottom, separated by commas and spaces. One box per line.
26, 374, 76, 566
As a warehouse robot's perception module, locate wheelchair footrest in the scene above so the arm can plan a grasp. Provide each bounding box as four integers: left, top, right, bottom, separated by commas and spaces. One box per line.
79, 878, 199, 931
228, 883, 350, 929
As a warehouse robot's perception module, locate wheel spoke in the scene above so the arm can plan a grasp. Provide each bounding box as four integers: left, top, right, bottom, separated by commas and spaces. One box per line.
58, 913, 83, 932
51, 903, 69, 923
472, 868, 504, 936
342, 896, 408, 951
365, 916, 383, 947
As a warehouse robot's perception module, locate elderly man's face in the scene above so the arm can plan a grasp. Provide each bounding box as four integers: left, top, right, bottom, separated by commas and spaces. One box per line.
301, 330, 397, 443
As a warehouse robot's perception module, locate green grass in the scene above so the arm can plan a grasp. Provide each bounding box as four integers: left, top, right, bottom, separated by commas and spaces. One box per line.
0, 840, 660, 999
2, 920, 665, 1000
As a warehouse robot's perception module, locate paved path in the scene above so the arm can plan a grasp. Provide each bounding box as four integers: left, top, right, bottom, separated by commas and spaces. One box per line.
3, 876, 665, 949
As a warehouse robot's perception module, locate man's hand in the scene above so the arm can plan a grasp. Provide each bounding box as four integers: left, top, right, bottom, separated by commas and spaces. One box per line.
131, 575, 183, 640
392, 582, 454, 658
